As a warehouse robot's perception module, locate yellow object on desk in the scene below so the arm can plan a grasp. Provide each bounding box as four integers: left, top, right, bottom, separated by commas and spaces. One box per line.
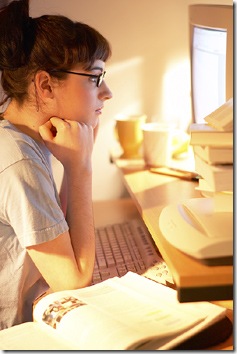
150, 166, 200, 181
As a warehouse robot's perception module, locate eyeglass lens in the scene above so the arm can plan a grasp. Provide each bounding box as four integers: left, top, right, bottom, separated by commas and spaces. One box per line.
98, 72, 105, 87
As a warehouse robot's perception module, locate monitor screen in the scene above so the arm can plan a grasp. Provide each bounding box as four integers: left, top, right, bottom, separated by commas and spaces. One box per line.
189, 5, 233, 125
192, 26, 227, 124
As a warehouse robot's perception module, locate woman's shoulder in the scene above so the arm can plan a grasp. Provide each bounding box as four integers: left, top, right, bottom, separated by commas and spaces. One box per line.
0, 120, 49, 170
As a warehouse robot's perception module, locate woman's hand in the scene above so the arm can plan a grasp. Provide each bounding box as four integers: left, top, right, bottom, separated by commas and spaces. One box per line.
39, 117, 94, 170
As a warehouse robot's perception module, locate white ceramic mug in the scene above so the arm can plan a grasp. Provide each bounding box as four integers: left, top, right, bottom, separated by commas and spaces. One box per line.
142, 122, 173, 166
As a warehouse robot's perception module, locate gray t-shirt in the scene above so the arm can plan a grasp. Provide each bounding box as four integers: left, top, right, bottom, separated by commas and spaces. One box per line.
0, 120, 69, 329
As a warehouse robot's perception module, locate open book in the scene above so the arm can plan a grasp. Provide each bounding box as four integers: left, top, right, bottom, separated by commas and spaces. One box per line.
24, 272, 227, 350
204, 98, 233, 132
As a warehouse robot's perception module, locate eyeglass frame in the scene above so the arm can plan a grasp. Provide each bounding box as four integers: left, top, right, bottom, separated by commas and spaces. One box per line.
50, 69, 106, 87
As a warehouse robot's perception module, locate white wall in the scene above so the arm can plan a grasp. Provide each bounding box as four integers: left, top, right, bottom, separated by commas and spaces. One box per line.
30, 0, 232, 200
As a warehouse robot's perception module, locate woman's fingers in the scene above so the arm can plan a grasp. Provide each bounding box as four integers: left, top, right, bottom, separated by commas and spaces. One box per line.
38, 118, 94, 167
39, 118, 69, 142
39, 120, 54, 141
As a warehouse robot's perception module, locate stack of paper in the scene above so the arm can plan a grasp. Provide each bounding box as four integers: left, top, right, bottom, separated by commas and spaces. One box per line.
189, 98, 233, 212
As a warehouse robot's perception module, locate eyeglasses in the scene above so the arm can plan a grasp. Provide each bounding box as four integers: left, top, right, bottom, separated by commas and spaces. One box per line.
50, 69, 106, 87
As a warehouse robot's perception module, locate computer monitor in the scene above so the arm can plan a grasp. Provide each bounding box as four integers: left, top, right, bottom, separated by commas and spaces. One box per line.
189, 5, 233, 124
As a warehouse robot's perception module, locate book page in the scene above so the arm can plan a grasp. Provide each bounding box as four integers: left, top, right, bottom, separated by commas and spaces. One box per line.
110, 272, 227, 350
34, 276, 206, 350
33, 273, 226, 350
0, 322, 75, 350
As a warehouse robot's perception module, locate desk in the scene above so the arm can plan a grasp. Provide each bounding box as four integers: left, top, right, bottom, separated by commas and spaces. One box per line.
112, 157, 233, 303
93, 198, 233, 350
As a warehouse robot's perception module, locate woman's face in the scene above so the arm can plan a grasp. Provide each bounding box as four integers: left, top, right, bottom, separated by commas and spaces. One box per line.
53, 60, 112, 129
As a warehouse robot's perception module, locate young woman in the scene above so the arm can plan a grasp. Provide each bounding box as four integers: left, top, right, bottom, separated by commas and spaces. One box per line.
0, 0, 112, 329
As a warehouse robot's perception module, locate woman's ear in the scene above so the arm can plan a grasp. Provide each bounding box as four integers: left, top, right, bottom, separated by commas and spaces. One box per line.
34, 71, 54, 99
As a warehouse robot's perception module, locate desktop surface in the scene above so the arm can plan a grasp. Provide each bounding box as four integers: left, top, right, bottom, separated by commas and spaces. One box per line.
113, 156, 233, 303
93, 198, 233, 350
0, 198, 232, 350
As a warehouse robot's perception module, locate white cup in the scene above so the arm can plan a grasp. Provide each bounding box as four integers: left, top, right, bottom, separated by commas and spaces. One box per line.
142, 122, 173, 167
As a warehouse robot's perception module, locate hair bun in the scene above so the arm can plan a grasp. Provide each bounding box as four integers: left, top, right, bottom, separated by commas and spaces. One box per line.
0, 0, 33, 70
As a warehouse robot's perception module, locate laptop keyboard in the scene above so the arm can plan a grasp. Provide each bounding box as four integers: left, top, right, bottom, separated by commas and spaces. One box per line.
93, 218, 174, 287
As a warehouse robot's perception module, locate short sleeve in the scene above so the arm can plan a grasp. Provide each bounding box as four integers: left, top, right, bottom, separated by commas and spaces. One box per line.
1, 158, 69, 248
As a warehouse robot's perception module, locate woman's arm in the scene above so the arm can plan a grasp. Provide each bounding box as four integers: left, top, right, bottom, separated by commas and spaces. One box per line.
27, 118, 95, 291
59, 171, 67, 216
59, 121, 99, 217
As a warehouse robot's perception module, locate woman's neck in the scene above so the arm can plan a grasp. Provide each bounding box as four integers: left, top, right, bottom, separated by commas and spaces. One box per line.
3, 101, 45, 142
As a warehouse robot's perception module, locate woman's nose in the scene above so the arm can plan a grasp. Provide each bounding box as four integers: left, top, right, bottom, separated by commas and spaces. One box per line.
99, 81, 113, 100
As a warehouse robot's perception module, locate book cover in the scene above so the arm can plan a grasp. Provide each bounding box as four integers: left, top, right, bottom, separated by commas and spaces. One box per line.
194, 154, 233, 192
193, 145, 233, 165
189, 124, 233, 147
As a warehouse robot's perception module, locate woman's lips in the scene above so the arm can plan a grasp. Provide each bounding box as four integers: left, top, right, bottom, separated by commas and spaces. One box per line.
96, 106, 103, 114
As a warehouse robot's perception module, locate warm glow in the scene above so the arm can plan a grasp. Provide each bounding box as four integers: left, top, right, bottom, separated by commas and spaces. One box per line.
106, 57, 145, 116
106, 58, 192, 132
161, 60, 192, 131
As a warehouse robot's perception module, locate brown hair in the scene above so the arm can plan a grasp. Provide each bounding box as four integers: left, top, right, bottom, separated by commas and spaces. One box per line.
0, 0, 111, 107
